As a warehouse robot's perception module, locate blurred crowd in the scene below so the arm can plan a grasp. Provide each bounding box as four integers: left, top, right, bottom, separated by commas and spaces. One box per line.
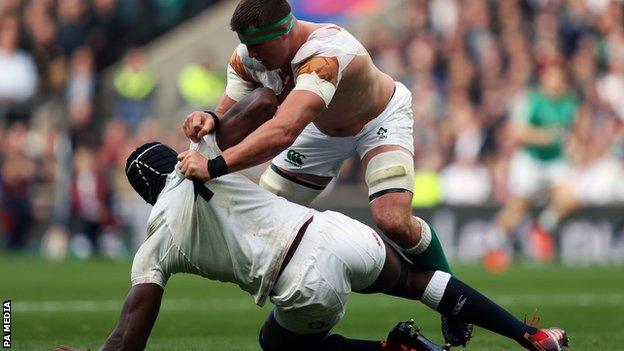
357, 0, 624, 208
0, 0, 218, 255
2, 0, 624, 258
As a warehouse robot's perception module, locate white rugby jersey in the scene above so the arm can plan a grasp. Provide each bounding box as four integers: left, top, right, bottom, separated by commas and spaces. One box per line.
133, 134, 314, 306
226, 25, 368, 106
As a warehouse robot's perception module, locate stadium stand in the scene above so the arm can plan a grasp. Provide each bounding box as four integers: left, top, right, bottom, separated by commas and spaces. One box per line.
0, 0, 623, 265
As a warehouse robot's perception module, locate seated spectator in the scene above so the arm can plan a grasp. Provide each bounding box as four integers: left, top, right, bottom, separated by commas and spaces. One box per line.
113, 48, 157, 131
69, 145, 115, 257
0, 15, 38, 123
0, 122, 36, 249
55, 0, 90, 55
441, 131, 492, 205
178, 52, 224, 111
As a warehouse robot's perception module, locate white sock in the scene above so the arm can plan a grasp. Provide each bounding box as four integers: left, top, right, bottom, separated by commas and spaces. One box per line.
402, 217, 432, 255
421, 270, 452, 310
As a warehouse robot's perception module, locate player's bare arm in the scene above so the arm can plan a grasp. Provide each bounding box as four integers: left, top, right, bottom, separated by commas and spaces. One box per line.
182, 94, 239, 142
182, 88, 277, 149
215, 93, 237, 117
220, 90, 325, 174
179, 90, 324, 181
56, 284, 163, 351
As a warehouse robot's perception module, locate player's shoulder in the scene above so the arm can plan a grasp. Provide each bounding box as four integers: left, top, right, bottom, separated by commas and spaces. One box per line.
230, 44, 265, 71
292, 23, 366, 66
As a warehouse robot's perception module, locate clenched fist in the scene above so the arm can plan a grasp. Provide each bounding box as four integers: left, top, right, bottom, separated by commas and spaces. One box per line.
182, 111, 216, 142
177, 150, 210, 182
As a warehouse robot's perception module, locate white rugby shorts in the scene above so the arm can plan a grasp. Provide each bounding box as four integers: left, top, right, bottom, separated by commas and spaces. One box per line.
272, 81, 414, 178
508, 150, 570, 198
269, 210, 386, 334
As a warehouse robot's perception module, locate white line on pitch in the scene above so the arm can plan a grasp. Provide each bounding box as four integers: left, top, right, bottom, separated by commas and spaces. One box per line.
12, 293, 624, 313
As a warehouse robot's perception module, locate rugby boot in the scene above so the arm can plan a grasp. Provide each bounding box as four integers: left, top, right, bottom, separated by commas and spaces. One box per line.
524, 328, 568, 351
382, 320, 444, 351
441, 315, 473, 347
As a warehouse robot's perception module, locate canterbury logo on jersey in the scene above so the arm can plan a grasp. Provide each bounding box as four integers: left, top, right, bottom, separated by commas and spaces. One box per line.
285, 149, 306, 167
377, 127, 388, 139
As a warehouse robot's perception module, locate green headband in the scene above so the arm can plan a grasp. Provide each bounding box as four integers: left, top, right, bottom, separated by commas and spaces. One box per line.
237, 13, 295, 45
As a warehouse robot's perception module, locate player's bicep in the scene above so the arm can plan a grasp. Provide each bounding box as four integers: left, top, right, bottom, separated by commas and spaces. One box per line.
215, 93, 237, 117
275, 90, 326, 137
225, 65, 256, 102
226, 50, 257, 102
293, 56, 340, 107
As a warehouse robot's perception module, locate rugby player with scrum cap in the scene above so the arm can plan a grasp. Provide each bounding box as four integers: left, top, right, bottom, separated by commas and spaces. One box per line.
181, 0, 469, 344
57, 89, 568, 351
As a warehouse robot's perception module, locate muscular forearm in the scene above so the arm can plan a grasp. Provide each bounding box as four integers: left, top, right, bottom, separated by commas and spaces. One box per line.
100, 330, 123, 351
219, 90, 325, 174
99, 284, 163, 351
222, 119, 294, 172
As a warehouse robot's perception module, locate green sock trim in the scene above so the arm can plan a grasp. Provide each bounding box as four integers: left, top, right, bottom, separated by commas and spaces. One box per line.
408, 227, 452, 274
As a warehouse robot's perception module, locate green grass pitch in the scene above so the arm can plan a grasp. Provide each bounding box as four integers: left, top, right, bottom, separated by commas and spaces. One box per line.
2, 256, 623, 350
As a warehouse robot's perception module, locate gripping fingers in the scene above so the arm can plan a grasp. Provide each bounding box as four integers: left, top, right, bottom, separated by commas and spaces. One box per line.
183, 112, 207, 142
192, 114, 206, 134
179, 159, 189, 176
197, 117, 215, 139
182, 116, 194, 140
177, 151, 189, 161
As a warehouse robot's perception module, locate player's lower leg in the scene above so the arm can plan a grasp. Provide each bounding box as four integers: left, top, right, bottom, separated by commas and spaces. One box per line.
371, 245, 566, 351
259, 312, 444, 351
398, 216, 473, 346
401, 217, 451, 273
531, 185, 578, 262
371, 192, 470, 346
421, 271, 567, 350
370, 193, 451, 274
484, 197, 529, 272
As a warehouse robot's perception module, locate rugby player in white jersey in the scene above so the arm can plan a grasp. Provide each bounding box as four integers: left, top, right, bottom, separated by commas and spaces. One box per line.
181, 0, 468, 344
57, 89, 567, 351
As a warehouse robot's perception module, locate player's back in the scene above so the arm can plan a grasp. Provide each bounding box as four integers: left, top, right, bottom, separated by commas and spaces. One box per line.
147, 134, 313, 306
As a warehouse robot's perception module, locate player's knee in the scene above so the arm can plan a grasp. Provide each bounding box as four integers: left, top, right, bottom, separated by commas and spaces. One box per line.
259, 165, 324, 206
386, 258, 435, 300
365, 150, 414, 202
374, 210, 412, 243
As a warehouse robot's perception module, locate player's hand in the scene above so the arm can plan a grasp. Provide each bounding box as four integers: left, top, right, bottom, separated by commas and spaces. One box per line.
182, 111, 216, 143
55, 346, 89, 351
177, 150, 211, 182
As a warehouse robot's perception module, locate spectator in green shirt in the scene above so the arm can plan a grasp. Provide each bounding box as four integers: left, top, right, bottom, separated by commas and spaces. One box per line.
178, 52, 224, 111
114, 48, 157, 131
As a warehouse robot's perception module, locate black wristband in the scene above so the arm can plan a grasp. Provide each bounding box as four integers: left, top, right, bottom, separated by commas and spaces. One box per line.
204, 111, 220, 131
207, 155, 228, 178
